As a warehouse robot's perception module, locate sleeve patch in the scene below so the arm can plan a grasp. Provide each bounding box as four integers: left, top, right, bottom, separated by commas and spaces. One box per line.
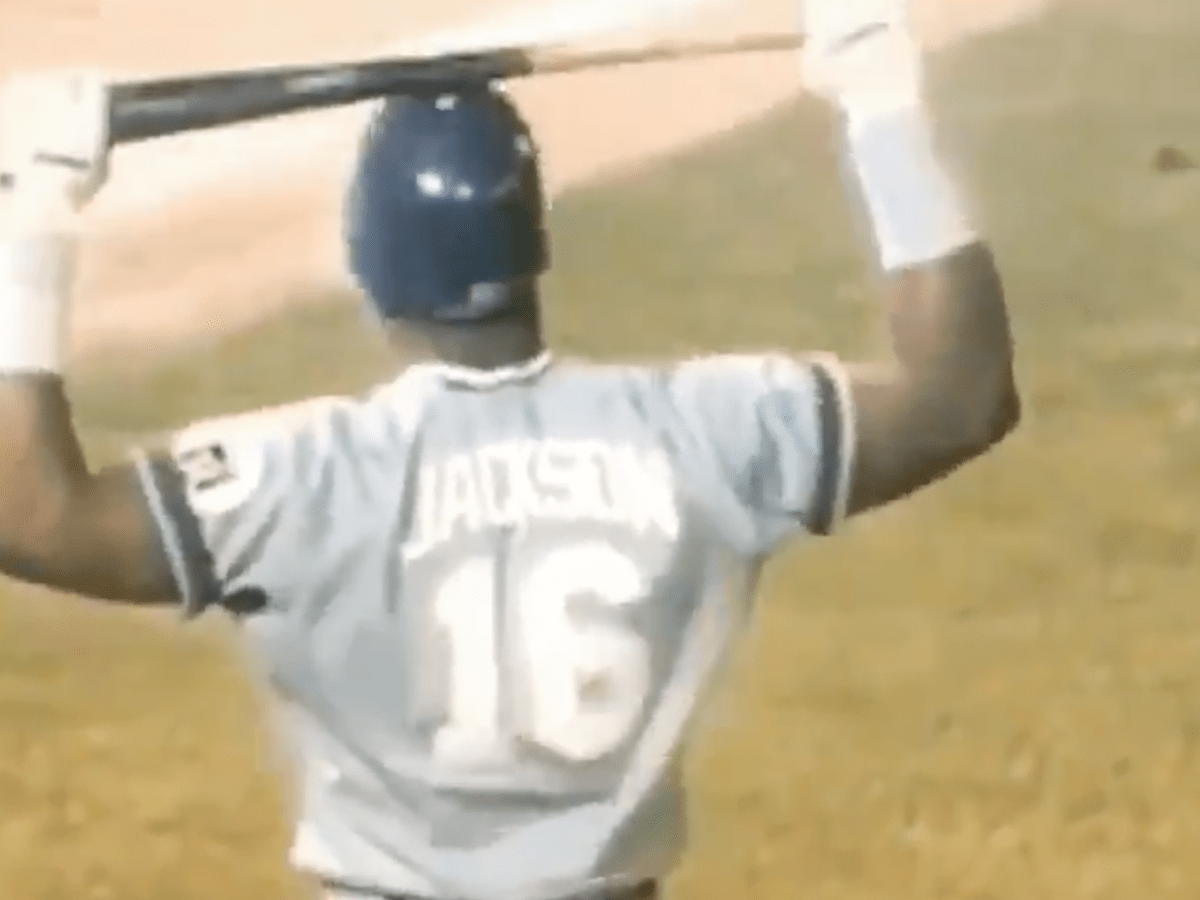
172, 428, 265, 519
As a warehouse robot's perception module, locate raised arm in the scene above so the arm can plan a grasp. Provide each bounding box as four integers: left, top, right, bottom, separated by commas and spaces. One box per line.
803, 0, 1020, 517
0, 71, 190, 604
0, 72, 284, 608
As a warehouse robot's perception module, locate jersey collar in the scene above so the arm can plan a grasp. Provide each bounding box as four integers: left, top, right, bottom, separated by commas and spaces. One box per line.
414, 351, 554, 389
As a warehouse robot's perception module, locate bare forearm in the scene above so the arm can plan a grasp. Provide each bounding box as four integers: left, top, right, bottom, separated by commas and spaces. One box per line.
844, 242, 1019, 513
883, 242, 1016, 420
0, 375, 90, 580
0, 376, 173, 600
0, 281, 175, 603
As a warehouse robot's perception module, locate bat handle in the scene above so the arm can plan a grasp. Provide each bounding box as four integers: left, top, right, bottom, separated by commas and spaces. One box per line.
108, 80, 384, 144
107, 50, 530, 145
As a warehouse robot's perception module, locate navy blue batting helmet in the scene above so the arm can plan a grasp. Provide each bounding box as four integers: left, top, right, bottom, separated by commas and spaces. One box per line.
345, 83, 549, 323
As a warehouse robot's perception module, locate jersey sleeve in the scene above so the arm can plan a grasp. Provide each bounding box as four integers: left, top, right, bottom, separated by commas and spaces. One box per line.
131, 400, 337, 619
668, 351, 856, 555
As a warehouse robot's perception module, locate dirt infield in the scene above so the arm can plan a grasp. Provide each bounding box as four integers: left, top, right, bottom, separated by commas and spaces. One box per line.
2, 0, 1059, 358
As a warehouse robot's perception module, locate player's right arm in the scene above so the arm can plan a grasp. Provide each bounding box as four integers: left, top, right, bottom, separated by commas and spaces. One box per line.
805, 0, 1019, 517
0, 70, 358, 613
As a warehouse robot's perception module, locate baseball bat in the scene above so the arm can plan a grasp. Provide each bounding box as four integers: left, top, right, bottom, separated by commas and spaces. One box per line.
108, 32, 806, 145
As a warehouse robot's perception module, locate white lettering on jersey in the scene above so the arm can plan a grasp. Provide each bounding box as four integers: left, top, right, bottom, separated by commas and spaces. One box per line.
430, 542, 652, 766
404, 440, 679, 561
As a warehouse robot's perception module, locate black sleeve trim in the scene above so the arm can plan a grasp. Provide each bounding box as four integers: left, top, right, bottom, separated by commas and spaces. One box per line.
807, 361, 845, 536
134, 452, 224, 618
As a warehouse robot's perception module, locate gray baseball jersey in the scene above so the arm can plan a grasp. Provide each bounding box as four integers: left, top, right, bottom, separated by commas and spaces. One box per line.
134, 350, 854, 900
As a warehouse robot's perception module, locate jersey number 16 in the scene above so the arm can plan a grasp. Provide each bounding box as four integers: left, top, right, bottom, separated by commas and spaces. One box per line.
427, 541, 652, 766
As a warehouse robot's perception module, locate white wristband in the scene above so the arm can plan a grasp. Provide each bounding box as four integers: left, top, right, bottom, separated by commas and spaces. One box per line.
843, 103, 977, 271
0, 234, 76, 374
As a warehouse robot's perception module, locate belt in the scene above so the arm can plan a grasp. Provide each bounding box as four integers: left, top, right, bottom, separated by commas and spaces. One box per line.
325, 878, 659, 900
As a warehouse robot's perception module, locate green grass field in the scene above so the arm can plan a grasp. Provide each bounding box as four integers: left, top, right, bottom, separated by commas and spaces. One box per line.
6, 1, 1200, 897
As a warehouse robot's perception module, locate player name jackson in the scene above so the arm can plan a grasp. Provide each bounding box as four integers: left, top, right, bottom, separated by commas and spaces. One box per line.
404, 438, 680, 560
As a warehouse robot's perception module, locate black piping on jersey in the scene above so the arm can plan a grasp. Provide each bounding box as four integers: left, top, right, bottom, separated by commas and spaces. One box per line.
806, 361, 843, 536
136, 454, 225, 616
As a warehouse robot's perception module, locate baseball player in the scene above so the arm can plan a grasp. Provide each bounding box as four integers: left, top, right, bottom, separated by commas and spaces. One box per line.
0, 0, 1019, 898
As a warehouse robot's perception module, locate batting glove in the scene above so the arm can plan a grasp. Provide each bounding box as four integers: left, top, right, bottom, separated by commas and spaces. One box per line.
0, 69, 112, 231
800, 0, 923, 127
